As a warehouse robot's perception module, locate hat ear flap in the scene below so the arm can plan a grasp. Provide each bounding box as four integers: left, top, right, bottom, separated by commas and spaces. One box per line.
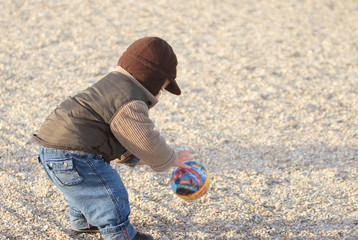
119, 55, 166, 96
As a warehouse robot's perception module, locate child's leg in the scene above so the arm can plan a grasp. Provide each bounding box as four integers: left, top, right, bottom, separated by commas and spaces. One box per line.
65, 198, 90, 230
38, 146, 137, 240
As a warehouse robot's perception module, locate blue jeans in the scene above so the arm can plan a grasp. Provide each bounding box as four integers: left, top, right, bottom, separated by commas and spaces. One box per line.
38, 146, 137, 240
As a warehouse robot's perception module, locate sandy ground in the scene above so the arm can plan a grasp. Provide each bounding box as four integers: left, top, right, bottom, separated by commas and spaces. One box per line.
1, 0, 357, 239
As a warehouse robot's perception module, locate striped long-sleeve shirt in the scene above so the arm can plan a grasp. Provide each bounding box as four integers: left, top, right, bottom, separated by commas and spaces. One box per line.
110, 67, 177, 172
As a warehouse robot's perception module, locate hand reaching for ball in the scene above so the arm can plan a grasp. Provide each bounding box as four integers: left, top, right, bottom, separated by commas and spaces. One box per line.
173, 150, 193, 169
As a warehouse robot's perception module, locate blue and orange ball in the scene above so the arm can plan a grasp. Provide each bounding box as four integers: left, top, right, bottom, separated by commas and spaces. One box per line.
169, 161, 210, 201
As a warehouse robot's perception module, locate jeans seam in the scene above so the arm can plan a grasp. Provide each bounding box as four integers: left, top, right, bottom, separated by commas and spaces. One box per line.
84, 158, 126, 230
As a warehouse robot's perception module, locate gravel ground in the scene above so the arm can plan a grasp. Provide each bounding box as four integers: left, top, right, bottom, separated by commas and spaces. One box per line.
1, 0, 357, 239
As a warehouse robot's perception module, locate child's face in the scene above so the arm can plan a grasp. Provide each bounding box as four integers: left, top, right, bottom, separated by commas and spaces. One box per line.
156, 79, 171, 99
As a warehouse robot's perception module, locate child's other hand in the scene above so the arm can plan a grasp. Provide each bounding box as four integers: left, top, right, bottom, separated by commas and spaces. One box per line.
174, 150, 194, 169
137, 160, 147, 165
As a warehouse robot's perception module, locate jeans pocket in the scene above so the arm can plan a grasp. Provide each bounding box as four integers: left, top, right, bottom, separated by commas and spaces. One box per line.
46, 157, 83, 186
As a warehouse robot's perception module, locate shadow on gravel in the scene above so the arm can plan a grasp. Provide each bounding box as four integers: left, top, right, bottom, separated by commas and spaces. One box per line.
127, 196, 357, 240
0, 142, 356, 239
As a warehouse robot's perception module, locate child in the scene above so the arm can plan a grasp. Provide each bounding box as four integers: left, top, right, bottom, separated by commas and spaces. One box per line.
32, 37, 193, 240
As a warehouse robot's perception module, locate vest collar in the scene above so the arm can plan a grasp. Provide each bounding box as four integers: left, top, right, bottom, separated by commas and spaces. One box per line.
114, 66, 159, 108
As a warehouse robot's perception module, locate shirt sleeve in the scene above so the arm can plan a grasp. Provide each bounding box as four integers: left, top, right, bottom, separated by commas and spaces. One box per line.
110, 100, 177, 172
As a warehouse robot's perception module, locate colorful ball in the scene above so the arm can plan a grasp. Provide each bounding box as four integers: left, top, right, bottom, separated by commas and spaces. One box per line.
169, 161, 210, 201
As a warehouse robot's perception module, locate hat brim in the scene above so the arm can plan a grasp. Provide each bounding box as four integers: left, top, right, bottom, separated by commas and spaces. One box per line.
165, 78, 181, 95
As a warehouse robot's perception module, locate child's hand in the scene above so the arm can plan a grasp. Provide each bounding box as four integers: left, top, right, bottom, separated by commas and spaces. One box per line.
173, 150, 194, 169
137, 160, 147, 165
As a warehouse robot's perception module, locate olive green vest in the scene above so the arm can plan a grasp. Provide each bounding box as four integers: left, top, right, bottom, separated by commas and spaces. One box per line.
32, 71, 149, 161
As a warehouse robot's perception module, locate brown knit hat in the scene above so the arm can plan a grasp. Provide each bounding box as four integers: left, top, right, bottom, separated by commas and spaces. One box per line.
117, 37, 181, 96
